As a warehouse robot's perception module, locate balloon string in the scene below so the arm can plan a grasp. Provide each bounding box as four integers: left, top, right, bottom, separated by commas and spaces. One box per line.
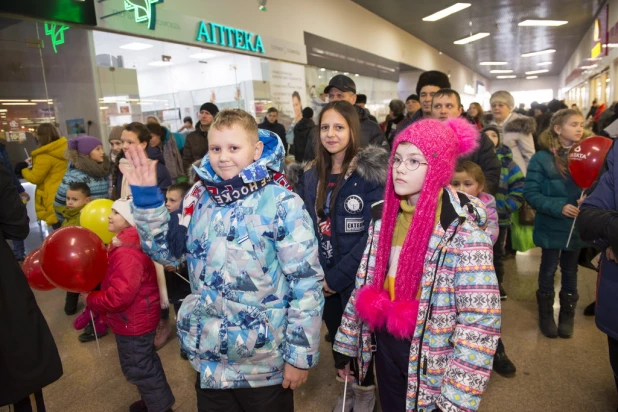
342, 376, 348, 412
566, 189, 585, 249
90, 310, 102, 357
174, 270, 190, 284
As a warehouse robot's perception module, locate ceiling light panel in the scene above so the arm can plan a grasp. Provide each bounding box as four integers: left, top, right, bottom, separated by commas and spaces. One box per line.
496, 75, 517, 79
526, 76, 539, 79
525, 69, 549, 74
480, 62, 507, 65
454, 32, 490, 45
537, 62, 552, 66
189, 52, 217, 59
119, 42, 153, 50
422, 3, 471, 22
521, 49, 556, 57
490, 69, 513, 73
519, 20, 568, 27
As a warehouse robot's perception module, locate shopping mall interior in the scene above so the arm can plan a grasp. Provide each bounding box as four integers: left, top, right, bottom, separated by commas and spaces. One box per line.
1, 0, 618, 411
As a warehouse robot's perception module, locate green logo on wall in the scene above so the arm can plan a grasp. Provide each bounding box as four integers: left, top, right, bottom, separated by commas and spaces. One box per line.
124, 0, 163, 30
196, 21, 265, 54
44, 22, 70, 53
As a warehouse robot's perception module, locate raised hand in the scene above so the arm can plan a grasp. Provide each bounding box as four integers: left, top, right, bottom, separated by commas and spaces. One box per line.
122, 145, 157, 187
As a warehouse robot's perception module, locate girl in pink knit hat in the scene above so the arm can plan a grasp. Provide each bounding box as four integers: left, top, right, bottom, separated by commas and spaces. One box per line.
333, 117, 501, 412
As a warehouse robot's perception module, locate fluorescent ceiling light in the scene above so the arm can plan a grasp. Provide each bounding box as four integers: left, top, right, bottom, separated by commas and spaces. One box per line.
519, 20, 568, 27
454, 32, 490, 45
0, 99, 28, 102
2, 102, 36, 105
480, 61, 507, 65
521, 49, 556, 57
355, 74, 359, 77
525, 69, 549, 74
603, 44, 618, 48
148, 61, 173, 67
119, 42, 153, 51
580, 65, 597, 69
490, 69, 513, 73
423, 3, 471, 21
189, 52, 217, 59
526, 76, 539, 79
320, 68, 326, 71
537, 62, 552, 66
99, 107, 109, 110
30, 99, 53, 102
496, 75, 516, 79
0, 109, 7, 112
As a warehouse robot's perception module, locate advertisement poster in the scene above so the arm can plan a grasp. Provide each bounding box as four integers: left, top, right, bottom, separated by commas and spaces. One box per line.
66, 118, 86, 138
268, 61, 307, 133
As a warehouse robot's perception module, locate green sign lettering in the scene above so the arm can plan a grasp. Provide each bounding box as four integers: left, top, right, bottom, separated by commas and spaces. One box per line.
125, 0, 163, 30
195, 21, 265, 54
44, 22, 69, 53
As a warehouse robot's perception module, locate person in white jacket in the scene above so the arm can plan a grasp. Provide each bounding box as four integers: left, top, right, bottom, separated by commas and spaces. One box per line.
490, 91, 536, 175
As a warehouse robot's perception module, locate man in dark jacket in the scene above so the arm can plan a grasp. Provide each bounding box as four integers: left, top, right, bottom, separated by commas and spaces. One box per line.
355, 94, 378, 123
293, 107, 315, 162
394, 70, 452, 138
0, 141, 29, 261
304, 75, 386, 161
0, 162, 63, 410
431, 88, 501, 195
577, 139, 618, 399
259, 107, 287, 152
182, 102, 219, 171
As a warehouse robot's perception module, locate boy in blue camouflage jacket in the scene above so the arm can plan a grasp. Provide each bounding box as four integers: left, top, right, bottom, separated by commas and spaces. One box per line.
122, 109, 325, 411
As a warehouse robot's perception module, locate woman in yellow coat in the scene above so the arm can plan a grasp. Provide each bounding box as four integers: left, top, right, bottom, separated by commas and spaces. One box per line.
22, 124, 68, 227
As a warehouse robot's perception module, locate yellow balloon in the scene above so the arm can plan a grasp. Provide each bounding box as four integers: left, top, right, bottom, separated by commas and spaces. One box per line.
80, 199, 115, 244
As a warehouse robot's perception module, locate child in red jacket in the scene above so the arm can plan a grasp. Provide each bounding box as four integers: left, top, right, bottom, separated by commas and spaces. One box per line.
86, 197, 175, 412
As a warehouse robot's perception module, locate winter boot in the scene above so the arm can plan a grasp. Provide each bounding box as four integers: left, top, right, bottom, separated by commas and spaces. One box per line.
352, 383, 377, 412
583, 300, 596, 316
154, 318, 173, 350
558, 291, 579, 338
333, 376, 355, 412
536, 290, 558, 338
65, 292, 79, 315
129, 399, 148, 412
79, 321, 109, 343
493, 346, 516, 377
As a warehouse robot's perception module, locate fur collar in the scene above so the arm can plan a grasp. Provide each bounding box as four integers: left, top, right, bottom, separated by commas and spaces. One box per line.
504, 115, 536, 135
297, 145, 390, 186
66, 148, 111, 178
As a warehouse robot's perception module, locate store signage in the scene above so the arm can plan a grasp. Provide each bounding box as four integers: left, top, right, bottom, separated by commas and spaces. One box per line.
125, 0, 163, 30
44, 22, 69, 54
591, 4, 609, 58
195, 21, 265, 54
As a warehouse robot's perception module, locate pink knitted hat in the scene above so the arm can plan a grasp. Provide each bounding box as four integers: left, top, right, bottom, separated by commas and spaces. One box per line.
355, 118, 479, 339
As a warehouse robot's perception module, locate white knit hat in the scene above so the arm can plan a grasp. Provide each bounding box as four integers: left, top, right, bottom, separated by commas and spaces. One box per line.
112, 196, 135, 227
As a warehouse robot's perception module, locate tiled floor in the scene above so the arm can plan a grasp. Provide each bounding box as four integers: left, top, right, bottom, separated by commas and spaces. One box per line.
2, 228, 617, 411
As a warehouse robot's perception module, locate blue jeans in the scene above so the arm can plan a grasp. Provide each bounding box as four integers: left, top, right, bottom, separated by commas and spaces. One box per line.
538, 248, 580, 294
12, 239, 25, 260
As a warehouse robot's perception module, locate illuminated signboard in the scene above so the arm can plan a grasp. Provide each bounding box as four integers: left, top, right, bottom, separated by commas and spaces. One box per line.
44, 22, 69, 53
195, 21, 265, 54
124, 0, 163, 30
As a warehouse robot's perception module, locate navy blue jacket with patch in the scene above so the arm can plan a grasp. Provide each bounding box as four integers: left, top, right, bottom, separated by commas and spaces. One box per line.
296, 146, 388, 297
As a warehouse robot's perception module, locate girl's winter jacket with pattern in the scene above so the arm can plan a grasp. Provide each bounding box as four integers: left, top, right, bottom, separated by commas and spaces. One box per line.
132, 129, 325, 390
334, 186, 501, 412
21, 137, 68, 225
477, 192, 499, 245
523, 134, 585, 251
54, 148, 111, 218
296, 146, 389, 297
87, 227, 160, 336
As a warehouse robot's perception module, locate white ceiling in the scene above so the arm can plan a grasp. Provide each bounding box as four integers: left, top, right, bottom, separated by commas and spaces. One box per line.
92, 31, 232, 71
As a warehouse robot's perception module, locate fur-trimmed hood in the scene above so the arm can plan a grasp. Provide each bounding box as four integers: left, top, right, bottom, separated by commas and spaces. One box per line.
66, 148, 111, 178
289, 145, 389, 191
504, 114, 536, 135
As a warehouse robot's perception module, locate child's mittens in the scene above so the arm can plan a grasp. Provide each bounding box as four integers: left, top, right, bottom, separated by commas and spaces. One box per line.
74, 308, 91, 330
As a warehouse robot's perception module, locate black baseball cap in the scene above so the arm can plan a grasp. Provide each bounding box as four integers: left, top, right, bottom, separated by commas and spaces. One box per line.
324, 74, 357, 94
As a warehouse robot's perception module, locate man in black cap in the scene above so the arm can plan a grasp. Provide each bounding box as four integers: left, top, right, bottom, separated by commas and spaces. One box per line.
183, 102, 219, 171
305, 75, 386, 160
355, 94, 378, 123
405, 94, 421, 119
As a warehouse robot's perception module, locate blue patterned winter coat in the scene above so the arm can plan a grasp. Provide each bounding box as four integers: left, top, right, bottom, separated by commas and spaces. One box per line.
132, 129, 325, 390
334, 186, 501, 412
54, 148, 111, 219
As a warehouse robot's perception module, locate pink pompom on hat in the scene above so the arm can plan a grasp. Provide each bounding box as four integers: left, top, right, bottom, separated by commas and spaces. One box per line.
355, 117, 480, 339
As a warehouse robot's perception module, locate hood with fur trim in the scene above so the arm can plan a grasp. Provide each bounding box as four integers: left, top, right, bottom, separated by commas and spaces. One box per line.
288, 145, 389, 191
503, 114, 536, 136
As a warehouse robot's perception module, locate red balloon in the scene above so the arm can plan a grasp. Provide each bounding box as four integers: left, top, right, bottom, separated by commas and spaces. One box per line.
22, 248, 55, 291
40, 226, 108, 293
568, 136, 613, 189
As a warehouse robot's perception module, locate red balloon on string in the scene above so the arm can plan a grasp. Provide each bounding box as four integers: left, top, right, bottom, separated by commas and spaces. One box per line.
40, 226, 108, 293
568, 136, 613, 189
22, 248, 56, 291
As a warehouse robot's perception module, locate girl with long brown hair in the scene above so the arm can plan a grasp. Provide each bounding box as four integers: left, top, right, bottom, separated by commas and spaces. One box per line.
468, 102, 484, 130
524, 109, 587, 339
296, 100, 389, 411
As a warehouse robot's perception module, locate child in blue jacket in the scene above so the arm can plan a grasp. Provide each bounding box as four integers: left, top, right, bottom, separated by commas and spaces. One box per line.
123, 109, 324, 412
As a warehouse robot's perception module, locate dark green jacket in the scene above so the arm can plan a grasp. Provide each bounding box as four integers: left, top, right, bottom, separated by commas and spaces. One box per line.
523, 150, 585, 250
